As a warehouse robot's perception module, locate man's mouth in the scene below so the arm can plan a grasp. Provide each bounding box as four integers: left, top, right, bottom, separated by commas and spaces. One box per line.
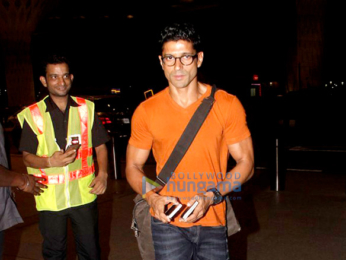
57, 86, 66, 91
173, 74, 185, 80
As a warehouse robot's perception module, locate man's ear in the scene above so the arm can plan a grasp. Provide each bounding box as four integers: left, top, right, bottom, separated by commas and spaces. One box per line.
39, 76, 47, 87
70, 74, 74, 82
158, 56, 163, 69
197, 52, 204, 68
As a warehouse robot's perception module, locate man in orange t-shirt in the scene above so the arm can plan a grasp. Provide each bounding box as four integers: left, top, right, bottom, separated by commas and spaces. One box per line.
126, 22, 254, 260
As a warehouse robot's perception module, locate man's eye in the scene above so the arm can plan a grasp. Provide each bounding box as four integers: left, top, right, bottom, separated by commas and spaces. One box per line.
182, 55, 193, 61
165, 56, 174, 60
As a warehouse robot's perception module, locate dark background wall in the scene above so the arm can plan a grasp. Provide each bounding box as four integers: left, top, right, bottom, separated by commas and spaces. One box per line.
1, 0, 346, 150
1, 0, 345, 106
30, 0, 296, 100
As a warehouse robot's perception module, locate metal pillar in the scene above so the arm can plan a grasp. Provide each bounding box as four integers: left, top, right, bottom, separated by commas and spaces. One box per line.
271, 137, 286, 191
111, 136, 119, 179
275, 138, 280, 191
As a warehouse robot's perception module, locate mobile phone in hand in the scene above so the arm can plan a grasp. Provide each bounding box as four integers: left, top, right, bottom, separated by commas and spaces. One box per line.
65, 143, 81, 152
181, 201, 199, 220
165, 203, 183, 219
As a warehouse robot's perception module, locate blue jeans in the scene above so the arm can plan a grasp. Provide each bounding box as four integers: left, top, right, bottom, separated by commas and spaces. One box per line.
151, 217, 229, 260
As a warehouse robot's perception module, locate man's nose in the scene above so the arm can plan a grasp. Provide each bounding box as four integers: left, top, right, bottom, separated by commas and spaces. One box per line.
57, 77, 66, 85
174, 58, 183, 70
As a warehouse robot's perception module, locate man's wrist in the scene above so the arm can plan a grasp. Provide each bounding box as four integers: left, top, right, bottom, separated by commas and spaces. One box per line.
47, 157, 52, 168
204, 191, 215, 205
206, 188, 223, 205
98, 171, 108, 177
17, 174, 29, 191
145, 191, 158, 205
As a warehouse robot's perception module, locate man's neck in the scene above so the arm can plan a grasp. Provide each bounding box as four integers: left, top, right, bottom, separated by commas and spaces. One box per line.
169, 81, 207, 108
50, 95, 69, 113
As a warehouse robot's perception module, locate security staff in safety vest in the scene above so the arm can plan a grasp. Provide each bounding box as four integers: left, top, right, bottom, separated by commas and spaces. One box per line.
18, 54, 110, 260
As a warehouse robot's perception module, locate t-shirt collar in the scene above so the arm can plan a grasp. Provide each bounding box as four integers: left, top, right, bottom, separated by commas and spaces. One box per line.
45, 95, 79, 112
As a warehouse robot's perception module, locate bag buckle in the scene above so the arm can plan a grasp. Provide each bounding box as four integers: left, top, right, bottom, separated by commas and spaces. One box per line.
131, 219, 140, 237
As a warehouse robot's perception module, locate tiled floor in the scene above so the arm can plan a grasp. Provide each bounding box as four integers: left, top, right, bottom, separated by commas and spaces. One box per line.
230, 169, 346, 260
3, 153, 346, 260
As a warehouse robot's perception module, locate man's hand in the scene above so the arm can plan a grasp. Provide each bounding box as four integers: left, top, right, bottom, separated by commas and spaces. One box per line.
179, 193, 214, 223
89, 172, 108, 195
49, 149, 77, 167
147, 193, 180, 223
19, 174, 47, 196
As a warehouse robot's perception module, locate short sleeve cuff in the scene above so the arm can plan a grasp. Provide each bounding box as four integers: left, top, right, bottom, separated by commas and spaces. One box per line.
128, 138, 152, 150
226, 131, 251, 145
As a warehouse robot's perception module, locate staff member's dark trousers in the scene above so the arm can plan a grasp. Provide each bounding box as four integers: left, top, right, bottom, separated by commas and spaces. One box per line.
39, 200, 100, 260
0, 230, 4, 260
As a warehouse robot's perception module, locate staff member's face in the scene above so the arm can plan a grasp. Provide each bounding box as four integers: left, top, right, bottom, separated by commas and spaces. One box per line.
39, 63, 74, 98
159, 40, 203, 89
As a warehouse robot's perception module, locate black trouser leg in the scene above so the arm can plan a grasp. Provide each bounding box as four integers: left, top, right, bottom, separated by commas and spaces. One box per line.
0, 230, 4, 260
39, 210, 68, 260
69, 201, 101, 260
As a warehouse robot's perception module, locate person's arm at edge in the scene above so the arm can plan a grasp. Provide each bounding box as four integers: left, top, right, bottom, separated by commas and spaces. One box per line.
0, 165, 46, 195
89, 143, 108, 195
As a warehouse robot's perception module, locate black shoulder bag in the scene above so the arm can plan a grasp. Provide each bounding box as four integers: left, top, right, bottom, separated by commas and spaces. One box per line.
130, 85, 240, 260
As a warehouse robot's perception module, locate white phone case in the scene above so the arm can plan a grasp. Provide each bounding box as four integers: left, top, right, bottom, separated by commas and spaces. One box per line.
182, 201, 199, 220
166, 204, 183, 219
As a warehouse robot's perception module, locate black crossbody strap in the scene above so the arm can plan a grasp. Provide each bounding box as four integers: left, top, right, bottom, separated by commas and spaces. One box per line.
155, 85, 217, 186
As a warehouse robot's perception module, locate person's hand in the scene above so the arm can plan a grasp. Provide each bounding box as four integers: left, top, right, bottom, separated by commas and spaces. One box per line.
147, 193, 180, 223
89, 172, 108, 195
179, 193, 214, 223
49, 149, 77, 167
19, 174, 47, 196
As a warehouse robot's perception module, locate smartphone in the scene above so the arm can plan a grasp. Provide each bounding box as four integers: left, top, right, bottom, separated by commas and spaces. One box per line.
65, 143, 81, 152
181, 201, 199, 220
165, 203, 183, 219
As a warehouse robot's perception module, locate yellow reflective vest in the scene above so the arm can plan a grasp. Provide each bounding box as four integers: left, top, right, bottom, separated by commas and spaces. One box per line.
17, 96, 96, 211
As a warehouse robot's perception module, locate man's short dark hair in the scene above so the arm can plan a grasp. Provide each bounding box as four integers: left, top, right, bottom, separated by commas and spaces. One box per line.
159, 22, 202, 53
40, 53, 71, 76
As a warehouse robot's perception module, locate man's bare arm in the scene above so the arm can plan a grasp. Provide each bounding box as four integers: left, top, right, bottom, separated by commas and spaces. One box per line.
125, 144, 151, 195
94, 143, 108, 175
0, 165, 46, 195
219, 135, 255, 195
182, 136, 254, 223
126, 144, 180, 223
89, 143, 108, 195
22, 149, 77, 169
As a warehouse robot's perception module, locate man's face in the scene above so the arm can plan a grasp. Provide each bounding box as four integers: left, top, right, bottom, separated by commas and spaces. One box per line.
159, 40, 203, 89
39, 63, 73, 98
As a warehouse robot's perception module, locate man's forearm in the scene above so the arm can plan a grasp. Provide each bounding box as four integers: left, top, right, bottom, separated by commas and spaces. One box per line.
217, 159, 254, 196
23, 152, 50, 169
126, 165, 147, 195
125, 145, 151, 196
95, 144, 108, 176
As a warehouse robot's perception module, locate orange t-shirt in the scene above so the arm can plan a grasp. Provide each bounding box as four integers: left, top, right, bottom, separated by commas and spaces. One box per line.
129, 84, 251, 228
